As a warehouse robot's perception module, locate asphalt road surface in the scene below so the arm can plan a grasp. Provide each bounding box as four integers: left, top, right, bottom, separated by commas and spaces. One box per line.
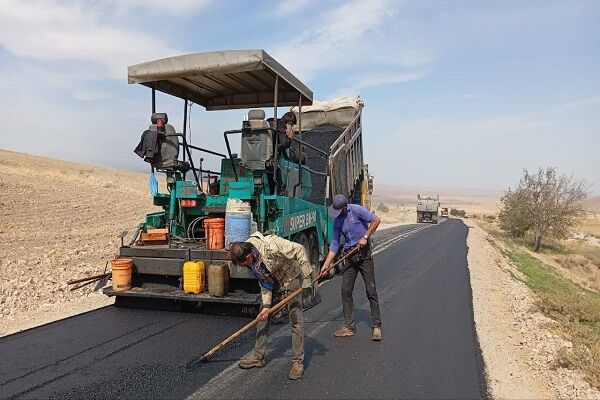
0, 220, 487, 399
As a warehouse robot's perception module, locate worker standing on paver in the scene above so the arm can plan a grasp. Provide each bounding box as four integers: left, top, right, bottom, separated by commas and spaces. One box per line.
320, 194, 383, 341
229, 232, 313, 380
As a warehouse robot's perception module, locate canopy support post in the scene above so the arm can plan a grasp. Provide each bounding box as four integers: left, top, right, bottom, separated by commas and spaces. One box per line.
183, 100, 188, 164
152, 88, 156, 114
293, 94, 303, 197
273, 75, 279, 191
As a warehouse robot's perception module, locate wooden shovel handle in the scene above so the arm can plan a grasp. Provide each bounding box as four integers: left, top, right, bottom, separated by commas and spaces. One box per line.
195, 247, 360, 365
67, 272, 111, 285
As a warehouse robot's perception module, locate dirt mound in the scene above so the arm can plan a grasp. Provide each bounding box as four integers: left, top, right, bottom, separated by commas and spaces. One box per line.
0, 150, 157, 320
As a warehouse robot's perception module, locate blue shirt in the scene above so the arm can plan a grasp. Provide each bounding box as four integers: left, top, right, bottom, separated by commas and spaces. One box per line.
329, 204, 376, 253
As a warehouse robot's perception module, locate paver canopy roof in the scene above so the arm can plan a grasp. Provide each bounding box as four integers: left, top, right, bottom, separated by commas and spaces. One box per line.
128, 49, 313, 110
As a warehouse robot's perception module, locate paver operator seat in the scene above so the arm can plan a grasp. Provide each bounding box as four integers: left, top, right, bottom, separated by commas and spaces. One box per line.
240, 109, 273, 170
148, 113, 190, 173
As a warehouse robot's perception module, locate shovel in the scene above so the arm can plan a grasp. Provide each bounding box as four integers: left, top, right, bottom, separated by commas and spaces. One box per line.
186, 247, 359, 368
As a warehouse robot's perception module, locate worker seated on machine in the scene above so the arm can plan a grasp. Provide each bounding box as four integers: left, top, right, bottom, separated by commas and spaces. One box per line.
268, 112, 306, 165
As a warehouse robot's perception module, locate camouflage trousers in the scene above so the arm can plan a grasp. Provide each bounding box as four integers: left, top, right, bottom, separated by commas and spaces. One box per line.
254, 278, 304, 363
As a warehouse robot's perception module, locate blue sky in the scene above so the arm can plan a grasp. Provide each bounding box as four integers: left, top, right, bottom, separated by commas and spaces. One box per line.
0, 0, 598, 193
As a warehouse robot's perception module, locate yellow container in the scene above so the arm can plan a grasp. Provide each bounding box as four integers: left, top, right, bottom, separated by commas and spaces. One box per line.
183, 261, 205, 294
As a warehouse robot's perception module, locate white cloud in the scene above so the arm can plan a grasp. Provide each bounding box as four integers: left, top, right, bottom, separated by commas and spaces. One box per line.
113, 0, 211, 16
273, 0, 401, 81
555, 96, 600, 112
353, 71, 427, 88
327, 70, 426, 98
271, 0, 435, 99
273, 0, 314, 16
0, 0, 207, 80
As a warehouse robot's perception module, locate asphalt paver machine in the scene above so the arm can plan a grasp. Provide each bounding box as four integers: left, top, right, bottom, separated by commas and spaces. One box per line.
103, 50, 334, 312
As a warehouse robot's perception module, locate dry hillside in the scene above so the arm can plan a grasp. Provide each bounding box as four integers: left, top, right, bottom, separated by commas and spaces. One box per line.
0, 150, 156, 319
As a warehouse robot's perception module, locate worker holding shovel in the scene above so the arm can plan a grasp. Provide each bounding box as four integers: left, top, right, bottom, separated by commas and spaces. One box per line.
321, 194, 383, 341
229, 232, 313, 380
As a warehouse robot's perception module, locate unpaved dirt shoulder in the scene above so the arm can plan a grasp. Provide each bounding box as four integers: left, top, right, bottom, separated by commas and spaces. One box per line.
466, 220, 553, 399
466, 219, 600, 399
0, 150, 153, 337
0, 293, 113, 337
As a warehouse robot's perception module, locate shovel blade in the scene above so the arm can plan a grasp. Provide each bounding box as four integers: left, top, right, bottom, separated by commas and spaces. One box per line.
94, 275, 110, 291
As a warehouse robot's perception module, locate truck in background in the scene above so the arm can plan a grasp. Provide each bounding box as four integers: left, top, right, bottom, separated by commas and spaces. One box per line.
417, 194, 439, 224
441, 207, 449, 218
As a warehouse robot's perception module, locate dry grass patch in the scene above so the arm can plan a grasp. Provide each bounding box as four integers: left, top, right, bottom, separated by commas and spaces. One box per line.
553, 254, 600, 292
503, 250, 600, 388
477, 217, 600, 292
565, 241, 600, 267
578, 213, 600, 239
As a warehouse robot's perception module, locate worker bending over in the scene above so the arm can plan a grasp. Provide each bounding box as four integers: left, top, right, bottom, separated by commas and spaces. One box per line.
229, 232, 313, 380
321, 194, 383, 341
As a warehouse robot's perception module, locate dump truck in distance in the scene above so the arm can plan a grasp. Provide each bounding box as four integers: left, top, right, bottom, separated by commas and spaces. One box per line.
417, 194, 439, 224
102, 50, 371, 314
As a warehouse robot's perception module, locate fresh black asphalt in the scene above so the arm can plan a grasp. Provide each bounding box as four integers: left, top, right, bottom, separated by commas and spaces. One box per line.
0, 220, 487, 399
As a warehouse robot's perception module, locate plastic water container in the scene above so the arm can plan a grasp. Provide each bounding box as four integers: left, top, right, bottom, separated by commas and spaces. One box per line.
183, 260, 205, 294
208, 263, 230, 297
225, 199, 252, 248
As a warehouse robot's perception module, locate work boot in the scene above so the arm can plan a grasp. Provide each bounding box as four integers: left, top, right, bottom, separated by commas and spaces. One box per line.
238, 351, 265, 369
288, 361, 304, 380
334, 326, 355, 337
372, 327, 382, 341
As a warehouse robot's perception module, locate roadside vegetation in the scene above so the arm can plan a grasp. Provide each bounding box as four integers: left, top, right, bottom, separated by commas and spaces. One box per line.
482, 221, 600, 291
376, 203, 389, 213
510, 249, 600, 388
481, 225, 600, 388
450, 208, 467, 217
498, 167, 588, 252
473, 167, 600, 388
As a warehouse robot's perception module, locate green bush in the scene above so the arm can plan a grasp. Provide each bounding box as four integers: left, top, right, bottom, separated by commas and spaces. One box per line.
450, 208, 466, 217
376, 203, 389, 213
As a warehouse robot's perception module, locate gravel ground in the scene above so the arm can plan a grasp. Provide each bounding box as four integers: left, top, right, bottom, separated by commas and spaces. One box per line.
466, 219, 600, 399
0, 150, 155, 335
